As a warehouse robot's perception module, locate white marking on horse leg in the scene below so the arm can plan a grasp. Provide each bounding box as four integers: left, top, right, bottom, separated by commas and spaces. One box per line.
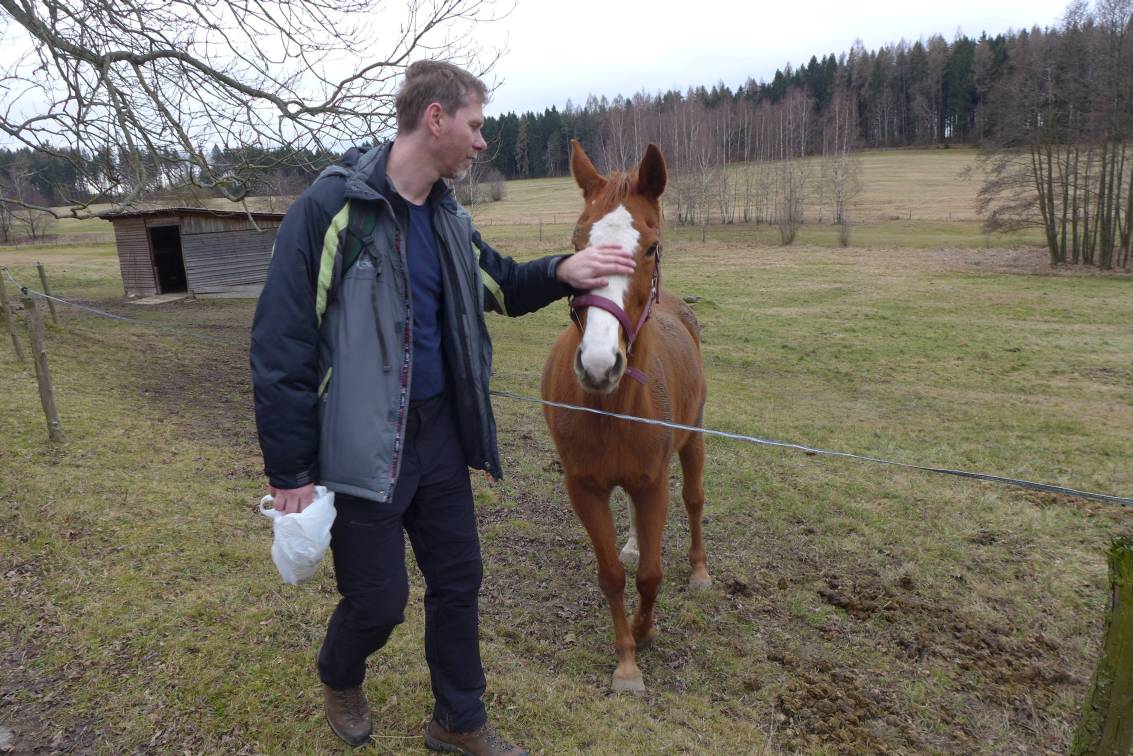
620, 498, 639, 567
689, 572, 712, 590
578, 205, 639, 384
612, 671, 645, 693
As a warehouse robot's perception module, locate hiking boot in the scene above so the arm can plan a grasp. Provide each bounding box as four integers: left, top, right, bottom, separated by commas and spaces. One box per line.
424, 719, 528, 755
322, 684, 372, 747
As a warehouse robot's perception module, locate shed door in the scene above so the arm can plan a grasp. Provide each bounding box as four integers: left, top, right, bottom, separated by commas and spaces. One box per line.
149, 225, 187, 293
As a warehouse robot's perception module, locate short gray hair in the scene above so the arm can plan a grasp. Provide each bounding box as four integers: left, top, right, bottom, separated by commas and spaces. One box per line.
395, 61, 489, 133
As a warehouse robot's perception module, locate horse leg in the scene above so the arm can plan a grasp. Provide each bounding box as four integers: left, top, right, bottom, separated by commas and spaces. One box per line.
565, 476, 644, 692
626, 480, 667, 647
619, 498, 639, 568
679, 434, 712, 589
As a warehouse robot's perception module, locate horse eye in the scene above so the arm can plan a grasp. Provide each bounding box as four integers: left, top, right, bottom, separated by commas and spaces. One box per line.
645, 243, 658, 258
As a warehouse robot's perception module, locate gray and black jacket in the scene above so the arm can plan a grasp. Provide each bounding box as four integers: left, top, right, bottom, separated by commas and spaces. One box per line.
250, 143, 573, 502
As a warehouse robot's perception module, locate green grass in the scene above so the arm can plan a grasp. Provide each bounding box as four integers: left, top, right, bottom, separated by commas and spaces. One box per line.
1, 182, 1131, 752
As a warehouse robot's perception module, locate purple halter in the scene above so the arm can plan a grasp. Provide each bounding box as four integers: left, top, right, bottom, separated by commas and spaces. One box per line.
569, 245, 661, 384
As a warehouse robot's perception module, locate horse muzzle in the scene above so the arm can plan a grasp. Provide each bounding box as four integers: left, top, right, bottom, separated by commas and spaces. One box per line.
574, 344, 626, 394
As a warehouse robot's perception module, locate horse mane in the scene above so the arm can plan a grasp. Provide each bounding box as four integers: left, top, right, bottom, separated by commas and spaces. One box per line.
597, 172, 635, 203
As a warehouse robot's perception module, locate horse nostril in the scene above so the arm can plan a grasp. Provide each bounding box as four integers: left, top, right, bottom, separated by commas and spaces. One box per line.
610, 351, 625, 378
574, 348, 585, 375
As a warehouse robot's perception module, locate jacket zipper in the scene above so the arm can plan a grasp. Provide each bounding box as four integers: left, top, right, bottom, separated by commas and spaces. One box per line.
388, 225, 412, 495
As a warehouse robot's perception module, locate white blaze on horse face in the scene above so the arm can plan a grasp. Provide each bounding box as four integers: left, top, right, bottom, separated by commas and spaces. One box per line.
578, 205, 639, 381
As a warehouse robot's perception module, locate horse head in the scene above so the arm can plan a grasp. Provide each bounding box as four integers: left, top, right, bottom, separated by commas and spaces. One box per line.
568, 139, 667, 394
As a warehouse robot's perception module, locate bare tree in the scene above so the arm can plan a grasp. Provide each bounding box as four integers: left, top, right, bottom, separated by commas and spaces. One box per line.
773, 88, 813, 245
821, 88, 862, 245
452, 160, 505, 209
2, 163, 55, 239
600, 95, 635, 172
0, 190, 12, 243
712, 103, 736, 224
978, 1, 1132, 269
0, 0, 505, 217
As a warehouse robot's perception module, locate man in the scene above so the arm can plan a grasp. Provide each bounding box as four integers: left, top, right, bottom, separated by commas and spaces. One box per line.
250, 61, 633, 754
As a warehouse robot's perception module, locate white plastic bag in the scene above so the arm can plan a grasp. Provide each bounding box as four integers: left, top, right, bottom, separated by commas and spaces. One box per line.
259, 486, 336, 585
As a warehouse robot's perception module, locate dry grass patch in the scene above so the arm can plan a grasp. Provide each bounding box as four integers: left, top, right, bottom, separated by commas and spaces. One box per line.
473, 147, 988, 228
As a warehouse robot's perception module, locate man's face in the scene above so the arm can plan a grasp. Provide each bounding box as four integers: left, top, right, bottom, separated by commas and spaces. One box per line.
434, 96, 487, 181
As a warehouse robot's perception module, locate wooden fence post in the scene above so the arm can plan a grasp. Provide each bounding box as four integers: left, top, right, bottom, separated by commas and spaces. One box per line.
1, 270, 24, 362
36, 262, 58, 325
20, 295, 64, 442
1071, 536, 1133, 755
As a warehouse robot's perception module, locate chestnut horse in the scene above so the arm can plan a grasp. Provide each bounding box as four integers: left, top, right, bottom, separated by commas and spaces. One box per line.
541, 140, 710, 693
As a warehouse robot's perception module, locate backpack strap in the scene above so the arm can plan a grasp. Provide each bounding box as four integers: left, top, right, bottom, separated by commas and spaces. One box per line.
316, 198, 380, 327
342, 199, 380, 275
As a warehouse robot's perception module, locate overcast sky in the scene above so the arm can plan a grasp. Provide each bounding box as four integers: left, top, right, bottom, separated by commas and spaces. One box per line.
0, 0, 1073, 150
478, 0, 1071, 117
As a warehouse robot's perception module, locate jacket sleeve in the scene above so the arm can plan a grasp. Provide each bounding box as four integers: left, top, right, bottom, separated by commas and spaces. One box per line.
249, 193, 331, 489
472, 228, 577, 317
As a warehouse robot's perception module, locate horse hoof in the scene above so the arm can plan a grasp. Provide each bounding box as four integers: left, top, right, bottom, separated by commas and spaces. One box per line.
619, 547, 639, 568
689, 573, 713, 590
612, 673, 645, 693
634, 627, 656, 646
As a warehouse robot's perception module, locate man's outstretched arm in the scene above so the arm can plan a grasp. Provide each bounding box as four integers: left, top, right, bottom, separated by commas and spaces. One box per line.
473, 230, 635, 316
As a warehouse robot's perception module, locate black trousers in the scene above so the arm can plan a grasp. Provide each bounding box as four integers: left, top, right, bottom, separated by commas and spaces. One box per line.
317, 392, 487, 732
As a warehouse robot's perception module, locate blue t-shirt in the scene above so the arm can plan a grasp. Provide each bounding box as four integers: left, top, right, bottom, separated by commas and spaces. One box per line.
406, 200, 446, 400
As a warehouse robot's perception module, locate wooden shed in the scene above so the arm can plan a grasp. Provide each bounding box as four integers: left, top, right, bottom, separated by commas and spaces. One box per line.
100, 207, 285, 298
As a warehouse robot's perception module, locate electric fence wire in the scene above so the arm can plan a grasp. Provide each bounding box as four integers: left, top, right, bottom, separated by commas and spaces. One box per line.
4, 266, 1131, 507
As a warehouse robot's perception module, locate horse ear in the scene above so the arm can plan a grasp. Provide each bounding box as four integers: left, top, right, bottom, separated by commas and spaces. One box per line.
570, 139, 606, 198
637, 143, 667, 201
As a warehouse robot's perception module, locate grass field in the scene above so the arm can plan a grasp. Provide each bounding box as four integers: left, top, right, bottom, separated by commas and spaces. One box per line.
21, 148, 1041, 251
1, 161, 1131, 753
473, 147, 1004, 227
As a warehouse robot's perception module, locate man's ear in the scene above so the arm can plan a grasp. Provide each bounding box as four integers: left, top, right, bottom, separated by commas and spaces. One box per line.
424, 102, 445, 137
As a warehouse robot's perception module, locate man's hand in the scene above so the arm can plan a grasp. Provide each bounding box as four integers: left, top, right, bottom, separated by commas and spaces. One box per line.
270, 483, 316, 514
556, 244, 636, 290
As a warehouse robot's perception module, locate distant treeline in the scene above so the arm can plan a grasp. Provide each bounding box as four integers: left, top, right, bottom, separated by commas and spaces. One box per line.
482, 32, 1003, 180
0, 146, 337, 208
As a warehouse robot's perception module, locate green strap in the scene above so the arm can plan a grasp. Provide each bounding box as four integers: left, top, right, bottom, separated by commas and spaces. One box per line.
315, 200, 381, 327
315, 204, 350, 327
473, 242, 507, 315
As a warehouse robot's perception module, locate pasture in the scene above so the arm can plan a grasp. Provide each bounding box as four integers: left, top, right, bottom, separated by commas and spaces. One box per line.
2, 155, 1132, 753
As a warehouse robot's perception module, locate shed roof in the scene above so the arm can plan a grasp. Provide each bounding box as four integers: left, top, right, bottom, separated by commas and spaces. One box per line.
98, 206, 285, 221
